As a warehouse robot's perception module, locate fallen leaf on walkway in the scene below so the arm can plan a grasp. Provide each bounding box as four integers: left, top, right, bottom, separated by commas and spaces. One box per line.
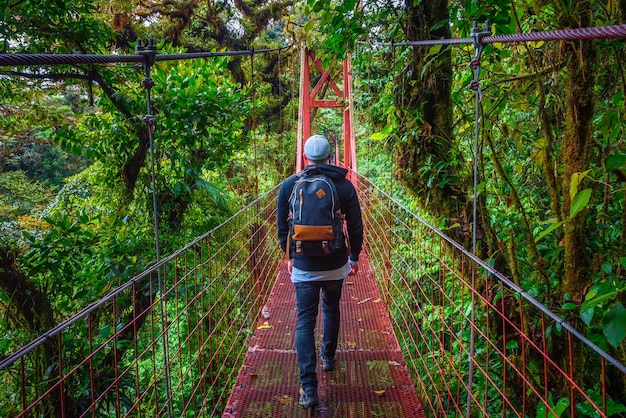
257, 321, 273, 330
358, 297, 372, 304
275, 395, 292, 405
374, 390, 385, 396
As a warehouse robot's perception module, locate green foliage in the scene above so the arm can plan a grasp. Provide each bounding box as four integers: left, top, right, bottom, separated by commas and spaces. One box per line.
6, 143, 90, 189
0, 171, 54, 221
536, 396, 569, 418
0, 171, 56, 244
151, 54, 250, 182
604, 302, 626, 348
304, 0, 366, 62
21, 208, 146, 314
1, 0, 114, 54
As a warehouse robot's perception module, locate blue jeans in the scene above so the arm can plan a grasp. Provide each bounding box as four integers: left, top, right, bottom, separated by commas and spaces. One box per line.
293, 279, 344, 390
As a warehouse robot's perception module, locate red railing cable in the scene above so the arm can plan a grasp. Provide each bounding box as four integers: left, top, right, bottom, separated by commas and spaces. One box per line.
358, 173, 626, 416
3, 171, 621, 416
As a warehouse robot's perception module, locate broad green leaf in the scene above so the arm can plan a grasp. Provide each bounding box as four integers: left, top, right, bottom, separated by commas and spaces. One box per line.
580, 307, 594, 325
425, 44, 443, 58
581, 291, 617, 312
553, 398, 570, 417
588, 280, 618, 298
304, 20, 315, 33
339, 0, 357, 12
562, 302, 577, 311
99, 325, 112, 339
606, 154, 626, 171
311, 1, 324, 12
506, 339, 519, 350
607, 400, 626, 416
534, 220, 564, 243
569, 188, 591, 218
370, 132, 388, 140
569, 170, 590, 200
380, 124, 392, 134
603, 302, 626, 348
536, 397, 570, 418
477, 181, 485, 195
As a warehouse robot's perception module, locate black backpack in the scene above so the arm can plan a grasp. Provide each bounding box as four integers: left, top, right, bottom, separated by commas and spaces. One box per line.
288, 168, 346, 256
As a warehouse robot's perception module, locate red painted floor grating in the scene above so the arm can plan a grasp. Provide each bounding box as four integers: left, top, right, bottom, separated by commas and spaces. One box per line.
223, 252, 425, 417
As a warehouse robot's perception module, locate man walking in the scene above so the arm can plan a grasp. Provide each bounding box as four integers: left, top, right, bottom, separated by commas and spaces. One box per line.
277, 134, 363, 409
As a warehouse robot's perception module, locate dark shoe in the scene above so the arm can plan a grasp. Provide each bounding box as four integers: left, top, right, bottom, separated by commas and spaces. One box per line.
299, 387, 318, 408
321, 354, 335, 372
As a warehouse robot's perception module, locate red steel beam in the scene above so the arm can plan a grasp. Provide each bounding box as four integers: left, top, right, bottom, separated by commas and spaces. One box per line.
296, 47, 356, 174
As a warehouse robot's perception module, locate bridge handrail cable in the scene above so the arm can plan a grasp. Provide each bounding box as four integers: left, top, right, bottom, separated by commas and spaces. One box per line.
0, 185, 280, 372
356, 170, 626, 375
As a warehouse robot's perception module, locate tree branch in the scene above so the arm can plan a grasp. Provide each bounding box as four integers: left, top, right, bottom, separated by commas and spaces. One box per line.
0, 69, 91, 81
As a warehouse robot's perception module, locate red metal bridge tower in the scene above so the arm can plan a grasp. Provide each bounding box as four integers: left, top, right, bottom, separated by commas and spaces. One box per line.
296, 47, 357, 173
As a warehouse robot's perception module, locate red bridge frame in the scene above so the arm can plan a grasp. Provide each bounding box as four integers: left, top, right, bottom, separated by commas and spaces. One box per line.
296, 47, 357, 173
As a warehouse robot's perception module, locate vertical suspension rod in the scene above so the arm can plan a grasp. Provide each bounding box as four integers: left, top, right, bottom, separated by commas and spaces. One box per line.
465, 20, 491, 418
137, 38, 174, 418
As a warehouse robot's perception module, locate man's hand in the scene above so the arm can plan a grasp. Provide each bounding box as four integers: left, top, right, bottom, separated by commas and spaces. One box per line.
288, 258, 294, 274
348, 260, 359, 276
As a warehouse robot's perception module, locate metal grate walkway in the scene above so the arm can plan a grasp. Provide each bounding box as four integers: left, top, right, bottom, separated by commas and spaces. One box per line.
223, 251, 425, 417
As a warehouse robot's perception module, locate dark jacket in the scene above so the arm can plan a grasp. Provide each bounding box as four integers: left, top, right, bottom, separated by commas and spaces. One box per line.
277, 164, 363, 271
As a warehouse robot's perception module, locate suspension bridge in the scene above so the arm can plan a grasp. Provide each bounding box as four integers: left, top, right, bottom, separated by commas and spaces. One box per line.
1, 24, 626, 418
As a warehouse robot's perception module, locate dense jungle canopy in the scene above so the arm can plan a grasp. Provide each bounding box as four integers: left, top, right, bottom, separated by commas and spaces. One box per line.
1, 0, 625, 412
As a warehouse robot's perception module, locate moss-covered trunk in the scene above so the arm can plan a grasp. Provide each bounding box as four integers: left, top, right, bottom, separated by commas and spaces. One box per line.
559, 4, 595, 299
395, 0, 468, 230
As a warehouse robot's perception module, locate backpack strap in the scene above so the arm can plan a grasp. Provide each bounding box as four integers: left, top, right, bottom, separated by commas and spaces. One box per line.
284, 211, 293, 262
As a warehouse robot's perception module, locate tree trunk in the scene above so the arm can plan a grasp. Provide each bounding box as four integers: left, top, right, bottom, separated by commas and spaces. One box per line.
396, 0, 469, 238
0, 246, 63, 416
0, 247, 55, 333
559, 5, 595, 298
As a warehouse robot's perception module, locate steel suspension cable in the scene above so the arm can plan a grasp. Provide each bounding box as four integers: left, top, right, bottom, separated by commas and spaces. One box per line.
365, 23, 626, 47
2, 23, 622, 69
0, 46, 291, 67
250, 49, 259, 198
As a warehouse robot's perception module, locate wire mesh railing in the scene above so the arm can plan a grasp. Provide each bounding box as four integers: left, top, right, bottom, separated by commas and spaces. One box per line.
355, 172, 626, 418
2, 173, 626, 417
0, 187, 282, 417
